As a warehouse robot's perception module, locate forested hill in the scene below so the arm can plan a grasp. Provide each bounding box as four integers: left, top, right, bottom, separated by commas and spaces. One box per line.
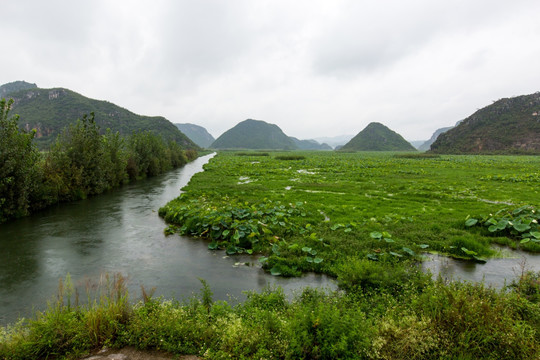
175, 123, 215, 148
340, 122, 416, 151
430, 92, 540, 154
0, 81, 37, 98
6, 86, 198, 150
211, 119, 297, 150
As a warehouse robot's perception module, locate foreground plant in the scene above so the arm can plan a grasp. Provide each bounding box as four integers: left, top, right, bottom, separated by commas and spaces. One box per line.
1, 272, 539, 359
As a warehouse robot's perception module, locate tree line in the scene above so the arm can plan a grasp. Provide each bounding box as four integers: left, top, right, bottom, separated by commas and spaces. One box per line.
0, 98, 197, 223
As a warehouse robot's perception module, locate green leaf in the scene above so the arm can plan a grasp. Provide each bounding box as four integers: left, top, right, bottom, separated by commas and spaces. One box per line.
418, 244, 429, 249
367, 253, 378, 261
370, 231, 382, 239
301, 247, 312, 253
313, 257, 324, 263
465, 218, 478, 227
270, 266, 282, 276
309, 249, 318, 256
461, 247, 477, 256
208, 242, 219, 250
513, 223, 531, 232
305, 257, 313, 263
382, 231, 392, 238
488, 225, 498, 232
530, 231, 540, 239
520, 238, 530, 244
389, 251, 403, 257
272, 244, 280, 255
402, 247, 415, 256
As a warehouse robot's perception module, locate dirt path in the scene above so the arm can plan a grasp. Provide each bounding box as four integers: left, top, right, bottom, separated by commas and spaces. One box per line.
81, 346, 200, 360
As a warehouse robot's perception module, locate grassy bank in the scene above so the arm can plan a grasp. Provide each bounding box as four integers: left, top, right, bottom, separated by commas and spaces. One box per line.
1, 272, 539, 359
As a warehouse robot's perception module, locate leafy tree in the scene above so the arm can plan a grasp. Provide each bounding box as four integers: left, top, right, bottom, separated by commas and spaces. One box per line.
0, 99, 41, 222
45, 113, 107, 200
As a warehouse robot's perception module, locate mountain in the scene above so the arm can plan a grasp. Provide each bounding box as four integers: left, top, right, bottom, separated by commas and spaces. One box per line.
409, 140, 427, 149
210, 119, 297, 150
0, 81, 37, 98
290, 137, 332, 150
313, 134, 354, 149
418, 126, 454, 151
430, 92, 540, 154
175, 123, 215, 148
340, 122, 417, 151
5, 86, 198, 150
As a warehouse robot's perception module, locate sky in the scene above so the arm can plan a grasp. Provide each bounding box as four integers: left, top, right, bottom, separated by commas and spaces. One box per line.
2, 0, 540, 141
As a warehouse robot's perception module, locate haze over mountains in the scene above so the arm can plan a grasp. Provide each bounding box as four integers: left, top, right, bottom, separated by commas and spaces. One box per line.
174, 123, 215, 148
1, 81, 198, 150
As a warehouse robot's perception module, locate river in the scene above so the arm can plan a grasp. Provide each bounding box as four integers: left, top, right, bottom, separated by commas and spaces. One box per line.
0, 154, 335, 325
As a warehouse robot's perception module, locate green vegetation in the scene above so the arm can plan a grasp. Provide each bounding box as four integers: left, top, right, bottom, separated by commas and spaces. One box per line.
0, 81, 37, 98
0, 99, 41, 221
0, 103, 197, 223
431, 92, 540, 154
341, 122, 417, 151
210, 119, 297, 150
6, 86, 198, 150
175, 123, 216, 148
1, 272, 538, 359
160, 151, 540, 277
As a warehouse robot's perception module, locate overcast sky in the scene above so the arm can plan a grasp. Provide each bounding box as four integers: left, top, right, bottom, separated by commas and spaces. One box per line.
2, 0, 539, 141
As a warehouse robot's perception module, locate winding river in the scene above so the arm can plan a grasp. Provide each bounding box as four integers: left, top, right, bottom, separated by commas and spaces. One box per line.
0, 154, 335, 325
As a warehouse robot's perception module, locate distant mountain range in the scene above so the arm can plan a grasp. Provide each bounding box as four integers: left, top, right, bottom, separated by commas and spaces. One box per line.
418, 126, 455, 151
313, 134, 354, 149
210, 119, 331, 150
175, 123, 215, 148
2, 82, 198, 150
430, 92, 540, 154
340, 122, 416, 151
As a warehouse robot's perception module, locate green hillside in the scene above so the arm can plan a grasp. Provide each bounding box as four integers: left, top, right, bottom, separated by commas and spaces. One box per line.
175, 123, 215, 148
0, 81, 37, 98
210, 119, 297, 150
340, 122, 416, 151
431, 92, 540, 154
5, 86, 198, 150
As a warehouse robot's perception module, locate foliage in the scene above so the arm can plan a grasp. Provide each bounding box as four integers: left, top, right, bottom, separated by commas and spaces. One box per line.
0, 109, 196, 223
0, 99, 41, 222
465, 205, 540, 246
1, 274, 539, 359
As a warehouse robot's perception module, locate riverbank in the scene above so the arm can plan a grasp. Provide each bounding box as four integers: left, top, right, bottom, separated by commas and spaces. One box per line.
1, 271, 539, 359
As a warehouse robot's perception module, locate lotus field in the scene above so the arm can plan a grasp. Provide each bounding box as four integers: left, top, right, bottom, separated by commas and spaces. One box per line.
160, 151, 540, 278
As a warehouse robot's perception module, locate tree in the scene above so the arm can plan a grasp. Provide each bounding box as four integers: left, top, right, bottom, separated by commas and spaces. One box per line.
0, 99, 41, 222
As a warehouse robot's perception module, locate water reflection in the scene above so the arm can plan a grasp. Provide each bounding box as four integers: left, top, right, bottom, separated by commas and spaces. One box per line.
422, 247, 540, 288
